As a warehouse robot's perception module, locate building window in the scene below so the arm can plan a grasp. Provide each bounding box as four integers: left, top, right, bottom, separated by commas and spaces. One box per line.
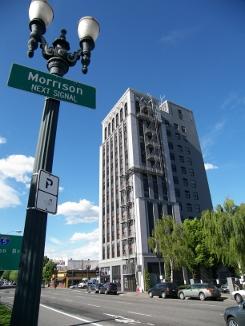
178, 109, 183, 120
183, 177, 188, 187
170, 153, 175, 161
158, 203, 163, 219
189, 168, 195, 176
171, 164, 177, 173
120, 108, 123, 122
175, 132, 181, 140
165, 119, 170, 126
181, 166, 187, 174
181, 126, 187, 133
174, 123, 179, 130
194, 204, 201, 213
143, 174, 149, 198
177, 145, 183, 152
168, 142, 174, 150
175, 188, 180, 198
152, 175, 159, 200
179, 155, 184, 163
185, 190, 191, 199
124, 102, 128, 116
135, 100, 140, 114
173, 176, 179, 185
186, 147, 191, 155
186, 157, 192, 165
186, 203, 192, 212
147, 202, 154, 236
193, 191, 199, 200
190, 180, 197, 188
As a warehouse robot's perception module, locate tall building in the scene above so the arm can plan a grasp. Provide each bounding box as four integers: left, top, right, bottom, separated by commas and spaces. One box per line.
99, 88, 212, 291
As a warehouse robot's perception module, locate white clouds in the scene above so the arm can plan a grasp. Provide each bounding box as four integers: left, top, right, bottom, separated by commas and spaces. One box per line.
204, 163, 218, 171
0, 180, 21, 208
0, 136, 6, 144
0, 154, 34, 209
70, 228, 99, 242
0, 155, 34, 184
160, 27, 199, 46
201, 119, 226, 159
57, 199, 99, 224
49, 237, 62, 245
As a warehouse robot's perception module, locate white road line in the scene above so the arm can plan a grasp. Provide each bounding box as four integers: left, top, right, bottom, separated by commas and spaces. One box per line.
88, 303, 101, 308
40, 304, 104, 326
128, 311, 152, 317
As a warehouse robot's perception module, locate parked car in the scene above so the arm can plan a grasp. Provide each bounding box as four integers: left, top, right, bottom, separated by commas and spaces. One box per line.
78, 281, 88, 288
220, 283, 230, 293
69, 284, 78, 289
232, 290, 245, 304
88, 283, 104, 293
97, 282, 118, 295
178, 283, 221, 301
224, 301, 245, 326
148, 282, 178, 299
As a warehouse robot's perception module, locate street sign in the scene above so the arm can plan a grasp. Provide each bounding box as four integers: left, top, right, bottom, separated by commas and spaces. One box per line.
38, 169, 59, 196
35, 170, 59, 214
7, 63, 96, 108
0, 235, 22, 270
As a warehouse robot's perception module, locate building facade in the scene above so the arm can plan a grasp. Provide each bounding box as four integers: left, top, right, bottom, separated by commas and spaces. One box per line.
99, 88, 212, 291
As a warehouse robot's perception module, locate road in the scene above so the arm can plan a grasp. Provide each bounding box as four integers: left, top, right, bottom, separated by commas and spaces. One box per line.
0, 287, 235, 326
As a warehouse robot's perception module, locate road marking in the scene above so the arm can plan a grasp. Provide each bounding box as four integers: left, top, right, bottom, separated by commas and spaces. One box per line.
88, 303, 101, 308
128, 311, 152, 317
40, 304, 104, 326
103, 313, 141, 324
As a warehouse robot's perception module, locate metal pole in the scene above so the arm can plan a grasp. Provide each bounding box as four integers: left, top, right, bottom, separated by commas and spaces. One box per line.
10, 97, 60, 326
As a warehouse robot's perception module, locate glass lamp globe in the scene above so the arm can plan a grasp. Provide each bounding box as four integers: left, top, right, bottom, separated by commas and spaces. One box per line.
29, 0, 54, 27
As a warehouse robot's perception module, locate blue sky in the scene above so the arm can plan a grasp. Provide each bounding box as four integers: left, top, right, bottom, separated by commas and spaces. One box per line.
1, 0, 245, 262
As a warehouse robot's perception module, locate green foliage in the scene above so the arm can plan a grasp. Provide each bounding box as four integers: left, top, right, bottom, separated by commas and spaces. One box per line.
143, 270, 151, 291
42, 259, 57, 284
1, 271, 10, 280
9, 270, 18, 282
0, 304, 11, 326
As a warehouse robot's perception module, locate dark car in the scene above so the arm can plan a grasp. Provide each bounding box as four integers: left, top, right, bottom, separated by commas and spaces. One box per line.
88, 283, 104, 293
224, 301, 245, 326
148, 282, 178, 299
98, 282, 118, 295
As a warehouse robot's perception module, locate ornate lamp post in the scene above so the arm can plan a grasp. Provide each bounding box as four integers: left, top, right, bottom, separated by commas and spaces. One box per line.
10, 1, 99, 325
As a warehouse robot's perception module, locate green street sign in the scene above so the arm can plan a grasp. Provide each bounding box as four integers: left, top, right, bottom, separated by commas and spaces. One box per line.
7, 63, 96, 109
0, 234, 22, 270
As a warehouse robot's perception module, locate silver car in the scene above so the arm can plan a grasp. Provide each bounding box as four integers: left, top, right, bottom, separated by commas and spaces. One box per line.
232, 290, 245, 304
178, 283, 221, 301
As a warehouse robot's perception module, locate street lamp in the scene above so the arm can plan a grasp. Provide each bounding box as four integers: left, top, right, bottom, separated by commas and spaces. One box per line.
10, 2, 99, 325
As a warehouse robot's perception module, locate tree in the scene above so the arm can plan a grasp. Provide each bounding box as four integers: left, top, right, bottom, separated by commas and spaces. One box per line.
42, 259, 57, 285
148, 216, 185, 282
201, 199, 245, 275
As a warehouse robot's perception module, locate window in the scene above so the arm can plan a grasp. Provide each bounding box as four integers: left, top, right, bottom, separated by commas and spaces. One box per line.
143, 174, 149, 197
124, 102, 128, 116
179, 155, 184, 163
165, 119, 170, 126
168, 142, 174, 150
185, 190, 191, 199
108, 123, 110, 136
153, 175, 159, 200
186, 147, 191, 155
175, 188, 180, 197
174, 123, 179, 130
181, 126, 187, 133
186, 203, 192, 212
158, 203, 163, 219
120, 108, 123, 122
170, 153, 175, 161
147, 202, 154, 236
190, 180, 197, 188
177, 145, 183, 152
189, 168, 195, 176
193, 192, 199, 200
181, 166, 187, 174
194, 204, 201, 213
186, 157, 192, 165
175, 132, 181, 140
116, 114, 118, 127
104, 127, 107, 140
171, 164, 177, 173
167, 130, 172, 137
178, 109, 183, 120
173, 176, 179, 185
135, 100, 140, 114
183, 178, 188, 187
